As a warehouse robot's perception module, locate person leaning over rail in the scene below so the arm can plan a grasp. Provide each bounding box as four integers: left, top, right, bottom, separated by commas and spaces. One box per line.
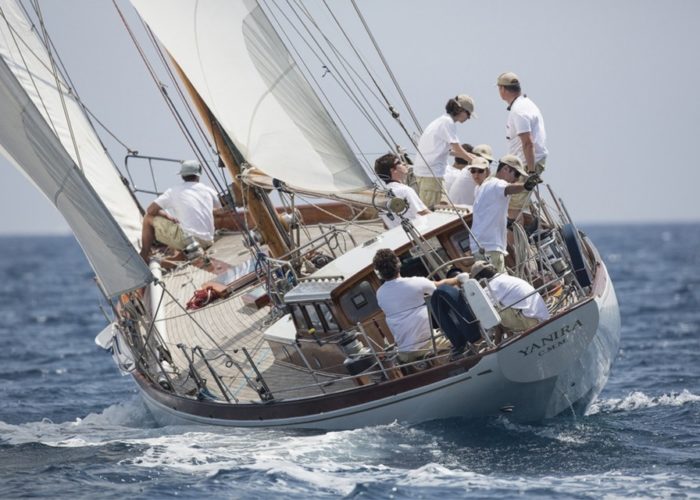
497, 72, 548, 218
470, 260, 550, 332
374, 153, 430, 229
412, 95, 478, 208
373, 249, 460, 362
140, 160, 222, 262
469, 155, 541, 273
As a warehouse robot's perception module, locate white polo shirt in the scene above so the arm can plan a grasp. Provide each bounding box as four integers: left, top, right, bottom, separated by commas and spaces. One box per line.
413, 114, 460, 178
506, 96, 548, 164
154, 181, 221, 241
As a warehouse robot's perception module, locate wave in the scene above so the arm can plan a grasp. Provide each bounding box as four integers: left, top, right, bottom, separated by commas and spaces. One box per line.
587, 389, 700, 415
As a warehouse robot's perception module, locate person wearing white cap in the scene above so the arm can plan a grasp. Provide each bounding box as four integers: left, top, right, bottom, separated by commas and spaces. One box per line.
412, 95, 478, 208
469, 155, 541, 273
447, 143, 494, 206
469, 260, 550, 332
497, 72, 548, 217
139, 160, 222, 261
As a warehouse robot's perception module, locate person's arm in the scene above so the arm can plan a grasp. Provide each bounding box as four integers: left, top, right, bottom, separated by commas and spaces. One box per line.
434, 276, 460, 287
504, 183, 526, 196
451, 142, 477, 163
146, 202, 178, 223
518, 131, 536, 173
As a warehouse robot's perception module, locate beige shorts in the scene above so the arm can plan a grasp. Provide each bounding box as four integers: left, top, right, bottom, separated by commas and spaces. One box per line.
509, 158, 546, 213
499, 307, 539, 332
415, 176, 444, 208
473, 251, 506, 274
397, 335, 452, 363
153, 216, 213, 251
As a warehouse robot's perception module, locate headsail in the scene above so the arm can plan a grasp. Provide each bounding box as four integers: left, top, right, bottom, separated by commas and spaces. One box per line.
131, 0, 375, 195
0, 1, 151, 297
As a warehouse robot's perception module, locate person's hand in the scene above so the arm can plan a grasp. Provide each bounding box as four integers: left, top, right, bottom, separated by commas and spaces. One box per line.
524, 173, 542, 191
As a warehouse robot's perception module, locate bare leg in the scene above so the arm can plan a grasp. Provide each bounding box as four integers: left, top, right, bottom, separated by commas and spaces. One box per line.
140, 214, 155, 262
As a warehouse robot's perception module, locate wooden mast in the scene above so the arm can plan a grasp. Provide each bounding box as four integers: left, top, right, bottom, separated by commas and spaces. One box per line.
170, 60, 291, 258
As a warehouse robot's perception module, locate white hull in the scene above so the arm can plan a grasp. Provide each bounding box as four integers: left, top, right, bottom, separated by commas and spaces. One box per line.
137, 264, 621, 430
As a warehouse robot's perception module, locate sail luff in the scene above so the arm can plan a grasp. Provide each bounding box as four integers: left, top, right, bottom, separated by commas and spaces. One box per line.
0, 1, 152, 297
130, 0, 376, 195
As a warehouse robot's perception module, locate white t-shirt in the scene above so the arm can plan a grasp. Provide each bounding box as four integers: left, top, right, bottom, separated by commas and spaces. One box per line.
444, 164, 461, 192
380, 182, 428, 229
506, 96, 548, 164
486, 273, 550, 321
377, 276, 436, 352
470, 177, 509, 254
447, 169, 477, 206
154, 181, 221, 241
412, 114, 460, 178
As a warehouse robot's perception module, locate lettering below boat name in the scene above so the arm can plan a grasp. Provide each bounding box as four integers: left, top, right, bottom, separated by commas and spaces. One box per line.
518, 319, 584, 357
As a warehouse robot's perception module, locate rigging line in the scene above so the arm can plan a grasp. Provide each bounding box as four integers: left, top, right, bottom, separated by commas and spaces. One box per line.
319, 0, 414, 135
350, 0, 423, 134
139, 20, 229, 193
18, 1, 133, 162
293, 0, 401, 148
282, 0, 398, 152
112, 1, 220, 191
31, 0, 84, 171
265, 0, 393, 156
0, 6, 61, 142
260, 0, 378, 175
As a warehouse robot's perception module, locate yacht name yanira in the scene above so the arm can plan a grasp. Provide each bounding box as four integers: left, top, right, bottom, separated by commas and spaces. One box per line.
0, 0, 620, 429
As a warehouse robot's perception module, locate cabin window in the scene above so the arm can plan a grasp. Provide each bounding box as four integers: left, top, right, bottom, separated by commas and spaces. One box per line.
450, 229, 471, 254
290, 303, 340, 333
290, 305, 306, 330
317, 303, 340, 332
339, 280, 379, 324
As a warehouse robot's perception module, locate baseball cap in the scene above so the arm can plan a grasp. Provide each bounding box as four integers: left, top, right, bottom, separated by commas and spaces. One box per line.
470, 260, 496, 280
455, 94, 477, 118
499, 154, 528, 177
179, 160, 202, 176
472, 144, 494, 162
496, 72, 520, 87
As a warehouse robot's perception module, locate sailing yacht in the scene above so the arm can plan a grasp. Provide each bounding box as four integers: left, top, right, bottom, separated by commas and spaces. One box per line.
0, 0, 620, 429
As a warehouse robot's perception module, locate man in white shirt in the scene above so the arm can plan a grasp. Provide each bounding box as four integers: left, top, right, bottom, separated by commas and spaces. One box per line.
373, 249, 461, 361
444, 143, 473, 194
448, 156, 489, 206
412, 95, 477, 207
470, 260, 550, 332
374, 153, 430, 229
140, 160, 222, 261
469, 155, 540, 272
497, 72, 548, 216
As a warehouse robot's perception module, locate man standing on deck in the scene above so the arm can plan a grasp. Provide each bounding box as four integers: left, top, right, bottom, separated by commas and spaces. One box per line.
470, 155, 541, 273
497, 72, 548, 217
140, 160, 221, 262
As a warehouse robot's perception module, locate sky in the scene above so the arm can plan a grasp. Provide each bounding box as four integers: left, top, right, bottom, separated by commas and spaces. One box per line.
1, 0, 699, 235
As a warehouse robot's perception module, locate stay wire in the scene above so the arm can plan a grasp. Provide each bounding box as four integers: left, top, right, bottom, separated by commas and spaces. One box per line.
261, 0, 380, 177
292, 0, 401, 150
269, 0, 395, 159
350, 0, 423, 134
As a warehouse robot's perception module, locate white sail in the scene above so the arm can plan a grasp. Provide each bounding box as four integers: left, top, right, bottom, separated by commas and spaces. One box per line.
0, 1, 143, 247
131, 0, 375, 195
0, 2, 151, 297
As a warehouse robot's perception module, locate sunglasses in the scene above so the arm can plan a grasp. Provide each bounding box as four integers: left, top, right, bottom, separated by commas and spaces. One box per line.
469, 168, 485, 174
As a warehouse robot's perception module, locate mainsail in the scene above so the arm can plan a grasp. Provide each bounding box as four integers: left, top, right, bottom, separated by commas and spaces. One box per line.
0, 1, 151, 297
131, 0, 375, 195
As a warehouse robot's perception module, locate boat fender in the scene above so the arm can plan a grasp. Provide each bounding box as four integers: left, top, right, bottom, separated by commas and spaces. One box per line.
561, 224, 592, 288
458, 274, 501, 330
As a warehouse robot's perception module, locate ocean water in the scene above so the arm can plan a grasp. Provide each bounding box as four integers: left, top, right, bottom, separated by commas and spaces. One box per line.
0, 224, 698, 499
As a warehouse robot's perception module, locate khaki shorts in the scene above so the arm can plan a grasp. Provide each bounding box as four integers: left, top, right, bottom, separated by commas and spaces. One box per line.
415, 176, 444, 208
153, 216, 213, 251
398, 335, 452, 363
499, 307, 539, 332
473, 251, 506, 274
509, 158, 546, 214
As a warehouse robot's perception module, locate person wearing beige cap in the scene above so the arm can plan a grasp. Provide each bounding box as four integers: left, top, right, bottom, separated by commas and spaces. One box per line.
412, 95, 478, 208
447, 156, 489, 206
140, 160, 222, 262
497, 72, 548, 217
469, 154, 541, 273
496, 72, 548, 173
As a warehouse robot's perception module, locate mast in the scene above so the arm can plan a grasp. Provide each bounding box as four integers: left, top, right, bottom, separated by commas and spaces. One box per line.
171, 60, 291, 258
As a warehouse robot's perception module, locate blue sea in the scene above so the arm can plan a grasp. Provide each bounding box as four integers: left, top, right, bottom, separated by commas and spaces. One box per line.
1, 224, 699, 499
